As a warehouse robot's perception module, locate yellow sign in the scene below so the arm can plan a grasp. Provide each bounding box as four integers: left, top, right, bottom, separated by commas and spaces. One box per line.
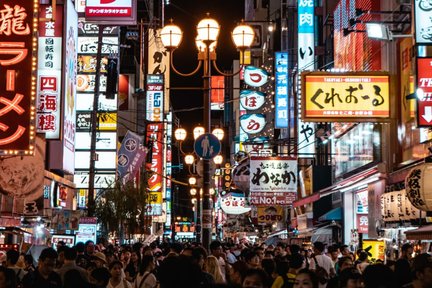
302, 72, 390, 122
146, 192, 162, 204
363, 240, 385, 261
240, 50, 251, 65
98, 112, 117, 131
257, 206, 283, 223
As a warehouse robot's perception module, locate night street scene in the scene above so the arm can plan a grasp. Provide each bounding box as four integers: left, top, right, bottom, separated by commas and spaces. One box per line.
0, 0, 431, 287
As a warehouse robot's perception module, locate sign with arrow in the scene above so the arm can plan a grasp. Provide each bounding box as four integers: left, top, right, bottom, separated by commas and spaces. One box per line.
416, 58, 432, 127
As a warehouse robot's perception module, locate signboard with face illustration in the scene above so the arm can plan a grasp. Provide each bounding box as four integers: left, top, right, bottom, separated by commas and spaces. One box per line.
240, 90, 266, 110
243, 66, 269, 87
240, 114, 266, 135
415, 0, 432, 45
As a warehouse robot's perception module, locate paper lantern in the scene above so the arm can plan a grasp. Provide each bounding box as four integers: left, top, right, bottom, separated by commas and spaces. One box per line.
405, 163, 432, 211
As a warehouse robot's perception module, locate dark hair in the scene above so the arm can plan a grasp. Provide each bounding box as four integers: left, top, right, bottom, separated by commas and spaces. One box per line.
75, 242, 85, 253
39, 247, 58, 261
24, 254, 34, 265
358, 251, 368, 262
191, 246, 207, 262
339, 268, 362, 287
140, 255, 154, 274
261, 258, 276, 278
296, 269, 319, 288
0, 265, 16, 288
313, 241, 325, 252
242, 268, 269, 287
337, 256, 353, 273
290, 253, 305, 269
363, 264, 396, 288
244, 250, 258, 263
6, 249, 19, 265
327, 245, 338, 254
90, 267, 111, 286
401, 243, 413, 252
64, 269, 88, 288
209, 240, 222, 251
290, 244, 301, 254
108, 260, 123, 270
170, 242, 183, 254
64, 247, 77, 261
85, 240, 95, 246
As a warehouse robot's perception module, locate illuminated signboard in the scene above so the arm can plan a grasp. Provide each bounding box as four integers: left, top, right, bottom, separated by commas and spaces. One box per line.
75, 132, 117, 150
0, 0, 38, 155
37, 5, 63, 139
85, 0, 137, 25
146, 74, 163, 121
211, 76, 225, 110
298, 0, 314, 71
416, 58, 432, 127
74, 173, 115, 188
302, 72, 390, 122
414, 0, 432, 45
76, 112, 117, 131
75, 151, 117, 169
146, 123, 163, 216
275, 52, 288, 128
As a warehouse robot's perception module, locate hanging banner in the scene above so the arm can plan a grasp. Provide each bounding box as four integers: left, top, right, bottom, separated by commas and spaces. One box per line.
0, 0, 38, 155
301, 72, 390, 122
117, 130, 147, 184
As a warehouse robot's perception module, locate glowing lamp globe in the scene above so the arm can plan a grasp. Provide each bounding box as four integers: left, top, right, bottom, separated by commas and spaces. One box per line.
160, 23, 183, 49
232, 23, 255, 49
197, 17, 220, 42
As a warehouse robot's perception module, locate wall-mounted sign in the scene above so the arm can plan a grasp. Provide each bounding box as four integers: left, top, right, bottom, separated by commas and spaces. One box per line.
146, 74, 163, 121
78, 37, 118, 54
220, 192, 251, 215
76, 112, 117, 131
85, 0, 137, 25
414, 0, 432, 45
74, 173, 115, 188
37, 5, 63, 138
302, 72, 390, 122
240, 114, 266, 134
78, 20, 119, 36
211, 76, 225, 110
0, 0, 38, 155
416, 58, 432, 127
275, 52, 289, 128
240, 90, 266, 110
257, 206, 283, 223
77, 74, 107, 92
244, 66, 269, 87
298, 0, 314, 71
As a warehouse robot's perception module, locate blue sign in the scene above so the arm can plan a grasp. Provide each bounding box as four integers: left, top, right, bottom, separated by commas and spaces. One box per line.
194, 133, 221, 159
275, 52, 289, 128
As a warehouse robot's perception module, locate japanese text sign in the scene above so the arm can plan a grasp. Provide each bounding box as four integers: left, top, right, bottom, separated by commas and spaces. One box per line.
257, 206, 283, 224
37, 5, 63, 138
220, 192, 251, 215
416, 58, 432, 127
85, 0, 137, 25
146, 123, 164, 193
298, 0, 314, 71
301, 72, 390, 122
0, 0, 38, 155
250, 156, 297, 202
414, 0, 432, 45
146, 74, 163, 121
275, 52, 289, 128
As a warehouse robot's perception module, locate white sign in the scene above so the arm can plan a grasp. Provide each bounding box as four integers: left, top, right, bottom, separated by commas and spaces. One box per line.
76, 93, 117, 111
244, 66, 269, 87
75, 132, 117, 150
220, 193, 251, 215
78, 37, 119, 54
75, 223, 97, 244
75, 151, 117, 169
250, 156, 297, 193
74, 173, 116, 188
240, 90, 266, 110
415, 0, 432, 45
240, 114, 266, 134
297, 119, 315, 156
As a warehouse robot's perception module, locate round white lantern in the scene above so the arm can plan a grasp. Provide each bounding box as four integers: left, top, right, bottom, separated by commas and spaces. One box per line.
405, 163, 432, 211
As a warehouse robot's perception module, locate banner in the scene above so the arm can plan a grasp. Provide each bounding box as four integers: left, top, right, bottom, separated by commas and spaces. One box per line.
117, 131, 147, 184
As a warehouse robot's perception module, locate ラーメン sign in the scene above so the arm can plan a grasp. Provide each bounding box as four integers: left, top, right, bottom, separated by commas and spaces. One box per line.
0, 0, 38, 155
301, 72, 390, 122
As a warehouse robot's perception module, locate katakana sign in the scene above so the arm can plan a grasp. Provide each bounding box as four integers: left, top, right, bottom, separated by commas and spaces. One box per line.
416, 58, 432, 127
301, 72, 390, 122
85, 0, 137, 25
0, 1, 38, 155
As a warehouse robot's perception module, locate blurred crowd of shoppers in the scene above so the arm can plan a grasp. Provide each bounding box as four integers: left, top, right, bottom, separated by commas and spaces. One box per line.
0, 239, 429, 288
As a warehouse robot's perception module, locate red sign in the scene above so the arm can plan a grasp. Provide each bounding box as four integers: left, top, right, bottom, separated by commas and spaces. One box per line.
0, 1, 38, 154
357, 214, 368, 234
211, 76, 224, 110
146, 123, 164, 192
416, 58, 432, 127
249, 192, 297, 206
85, 0, 131, 17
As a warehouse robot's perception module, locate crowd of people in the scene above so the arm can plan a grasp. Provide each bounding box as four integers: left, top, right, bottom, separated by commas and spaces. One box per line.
0, 239, 430, 288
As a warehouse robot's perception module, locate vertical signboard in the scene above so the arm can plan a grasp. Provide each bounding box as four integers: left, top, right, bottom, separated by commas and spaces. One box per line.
416, 58, 432, 127
63, 0, 78, 173
275, 52, 289, 128
211, 76, 225, 110
414, 0, 432, 45
146, 74, 163, 122
146, 123, 163, 216
37, 5, 63, 139
0, 0, 38, 155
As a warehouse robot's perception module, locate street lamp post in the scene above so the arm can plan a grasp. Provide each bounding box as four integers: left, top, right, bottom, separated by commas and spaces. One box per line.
162, 16, 254, 251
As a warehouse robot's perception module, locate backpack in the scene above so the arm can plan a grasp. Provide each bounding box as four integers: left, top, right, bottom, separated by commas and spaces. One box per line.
313, 256, 329, 284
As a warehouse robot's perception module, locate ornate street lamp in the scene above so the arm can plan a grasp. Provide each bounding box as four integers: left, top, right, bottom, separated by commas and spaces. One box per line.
162, 15, 254, 250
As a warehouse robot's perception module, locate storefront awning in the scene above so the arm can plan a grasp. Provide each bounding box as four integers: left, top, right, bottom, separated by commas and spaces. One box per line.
318, 207, 342, 221
405, 225, 432, 240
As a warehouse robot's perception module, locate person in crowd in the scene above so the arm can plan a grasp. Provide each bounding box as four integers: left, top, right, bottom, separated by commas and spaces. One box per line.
76, 242, 89, 268
0, 265, 16, 288
309, 242, 335, 278
226, 244, 238, 265
272, 253, 304, 288
181, 247, 194, 257
362, 264, 395, 288
406, 253, 432, 288
327, 256, 354, 288
293, 269, 319, 288
134, 255, 157, 288
399, 243, 414, 262
120, 250, 131, 268
107, 260, 131, 288
242, 268, 270, 288
89, 267, 111, 288
272, 259, 289, 288
5, 249, 26, 284
22, 247, 62, 288
340, 245, 351, 258
274, 243, 288, 258
157, 255, 202, 288
63, 268, 89, 288
124, 250, 140, 282
104, 251, 117, 266
55, 246, 88, 283
205, 255, 226, 284
190, 246, 215, 287
327, 245, 339, 269
261, 258, 277, 285
85, 241, 96, 260
355, 251, 369, 274
254, 247, 265, 262
55, 246, 66, 269
338, 268, 363, 288
210, 240, 227, 280
23, 255, 35, 273
245, 250, 261, 269
227, 260, 249, 287
91, 252, 108, 268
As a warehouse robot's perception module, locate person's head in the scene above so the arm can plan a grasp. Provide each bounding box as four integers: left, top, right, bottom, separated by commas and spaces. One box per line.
294, 269, 319, 288
210, 240, 223, 257
205, 255, 224, 282
24, 254, 34, 268
358, 251, 368, 262
228, 260, 249, 285
401, 243, 413, 259
63, 246, 77, 262
339, 268, 363, 288
313, 242, 325, 254
85, 240, 95, 256
108, 260, 123, 280
362, 264, 395, 288
141, 255, 155, 274
91, 252, 107, 268
245, 250, 260, 268
38, 248, 58, 277
90, 267, 111, 287
413, 253, 432, 287
340, 245, 350, 256
328, 245, 339, 260
181, 247, 193, 257
191, 246, 208, 269
130, 250, 141, 263
290, 253, 305, 270
242, 268, 268, 288
121, 250, 131, 262
290, 244, 301, 255
338, 256, 354, 273
254, 247, 265, 260
261, 258, 276, 277
6, 250, 19, 266
75, 242, 85, 254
